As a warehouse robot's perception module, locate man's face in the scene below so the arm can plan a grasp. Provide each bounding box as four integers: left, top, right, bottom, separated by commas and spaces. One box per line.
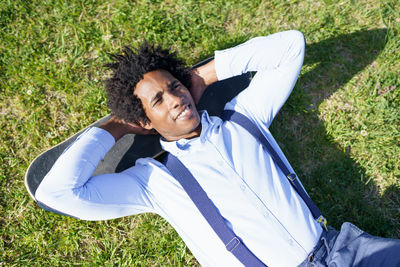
134, 69, 201, 141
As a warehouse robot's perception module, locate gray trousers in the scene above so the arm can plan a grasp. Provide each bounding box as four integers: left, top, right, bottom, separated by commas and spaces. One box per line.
298, 222, 400, 267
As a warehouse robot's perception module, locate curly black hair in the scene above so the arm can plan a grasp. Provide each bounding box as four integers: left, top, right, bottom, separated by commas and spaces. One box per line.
104, 42, 192, 125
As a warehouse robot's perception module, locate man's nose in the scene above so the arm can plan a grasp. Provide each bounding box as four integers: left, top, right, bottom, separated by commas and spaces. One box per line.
166, 91, 183, 110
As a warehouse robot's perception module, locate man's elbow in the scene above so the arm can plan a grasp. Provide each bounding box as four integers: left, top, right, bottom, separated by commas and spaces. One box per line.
290, 30, 305, 44
35, 182, 84, 219
34, 173, 72, 214
280, 30, 305, 64
34, 177, 58, 210
289, 30, 305, 55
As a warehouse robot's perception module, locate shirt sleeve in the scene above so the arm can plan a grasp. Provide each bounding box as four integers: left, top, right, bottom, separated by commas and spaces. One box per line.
35, 127, 156, 221
215, 30, 305, 128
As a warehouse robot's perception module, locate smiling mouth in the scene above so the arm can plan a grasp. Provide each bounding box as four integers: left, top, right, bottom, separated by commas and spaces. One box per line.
175, 105, 191, 120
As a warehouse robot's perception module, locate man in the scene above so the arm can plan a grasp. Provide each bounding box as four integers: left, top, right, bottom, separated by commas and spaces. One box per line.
35, 31, 400, 266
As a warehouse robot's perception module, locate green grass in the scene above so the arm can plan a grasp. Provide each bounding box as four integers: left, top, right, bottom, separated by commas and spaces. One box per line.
1, 0, 399, 265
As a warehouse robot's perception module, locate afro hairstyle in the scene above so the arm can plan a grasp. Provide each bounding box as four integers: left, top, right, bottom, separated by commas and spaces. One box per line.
103, 42, 192, 125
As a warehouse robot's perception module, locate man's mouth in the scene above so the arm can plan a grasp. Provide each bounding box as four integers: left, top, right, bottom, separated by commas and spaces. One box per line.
175, 105, 191, 120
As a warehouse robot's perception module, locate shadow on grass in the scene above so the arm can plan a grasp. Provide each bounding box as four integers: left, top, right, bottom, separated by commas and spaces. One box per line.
270, 28, 400, 238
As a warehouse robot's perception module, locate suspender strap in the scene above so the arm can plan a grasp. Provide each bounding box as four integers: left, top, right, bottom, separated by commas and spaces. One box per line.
161, 109, 325, 266
163, 153, 267, 267
221, 110, 323, 221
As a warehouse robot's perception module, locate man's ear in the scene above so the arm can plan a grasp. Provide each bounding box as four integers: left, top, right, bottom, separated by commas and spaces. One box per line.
138, 120, 153, 130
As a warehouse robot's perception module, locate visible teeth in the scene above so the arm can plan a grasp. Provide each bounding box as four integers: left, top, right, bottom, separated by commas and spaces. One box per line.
177, 106, 189, 119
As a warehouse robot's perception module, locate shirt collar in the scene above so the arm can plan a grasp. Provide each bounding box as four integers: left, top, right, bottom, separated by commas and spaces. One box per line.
160, 110, 212, 154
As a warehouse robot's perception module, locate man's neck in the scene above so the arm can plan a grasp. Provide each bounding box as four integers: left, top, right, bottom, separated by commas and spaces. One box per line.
164, 122, 203, 142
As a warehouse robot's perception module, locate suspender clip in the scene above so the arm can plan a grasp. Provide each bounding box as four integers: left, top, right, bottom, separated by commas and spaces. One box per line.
287, 173, 297, 181
317, 215, 328, 231
226, 237, 241, 252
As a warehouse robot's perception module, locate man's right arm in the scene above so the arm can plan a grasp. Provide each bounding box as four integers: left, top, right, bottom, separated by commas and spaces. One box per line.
35, 126, 156, 220
99, 116, 156, 142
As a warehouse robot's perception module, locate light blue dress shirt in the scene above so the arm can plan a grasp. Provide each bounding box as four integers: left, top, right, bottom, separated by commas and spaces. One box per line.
36, 30, 323, 267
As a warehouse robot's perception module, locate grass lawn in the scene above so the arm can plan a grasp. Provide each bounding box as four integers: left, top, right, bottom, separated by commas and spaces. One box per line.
1, 0, 399, 265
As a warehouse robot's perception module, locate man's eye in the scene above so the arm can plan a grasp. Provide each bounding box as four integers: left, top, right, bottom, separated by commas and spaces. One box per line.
154, 98, 162, 106
171, 83, 180, 91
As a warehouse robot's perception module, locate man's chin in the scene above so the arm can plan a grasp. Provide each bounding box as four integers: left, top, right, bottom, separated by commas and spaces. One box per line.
162, 120, 202, 141
181, 119, 202, 139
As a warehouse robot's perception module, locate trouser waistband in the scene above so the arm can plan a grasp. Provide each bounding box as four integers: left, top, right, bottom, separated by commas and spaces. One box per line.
299, 227, 339, 267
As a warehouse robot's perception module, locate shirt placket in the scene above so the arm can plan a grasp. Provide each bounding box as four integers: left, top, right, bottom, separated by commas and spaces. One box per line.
209, 140, 308, 258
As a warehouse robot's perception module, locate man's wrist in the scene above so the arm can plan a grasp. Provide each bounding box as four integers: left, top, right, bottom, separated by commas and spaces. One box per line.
195, 59, 217, 87
98, 117, 134, 142
190, 60, 217, 104
99, 116, 156, 142
99, 121, 126, 142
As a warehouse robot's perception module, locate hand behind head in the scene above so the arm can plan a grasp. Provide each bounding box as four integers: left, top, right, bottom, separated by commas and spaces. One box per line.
99, 116, 157, 142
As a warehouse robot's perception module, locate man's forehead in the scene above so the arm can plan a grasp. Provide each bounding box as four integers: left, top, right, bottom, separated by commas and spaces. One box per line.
134, 70, 175, 99
142, 69, 175, 85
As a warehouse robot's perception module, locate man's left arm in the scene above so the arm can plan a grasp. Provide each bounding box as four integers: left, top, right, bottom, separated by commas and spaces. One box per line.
192, 30, 305, 128
189, 59, 218, 104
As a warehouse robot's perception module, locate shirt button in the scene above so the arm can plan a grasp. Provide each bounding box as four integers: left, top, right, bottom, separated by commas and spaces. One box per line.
240, 184, 246, 191
263, 213, 269, 218
288, 239, 294, 246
